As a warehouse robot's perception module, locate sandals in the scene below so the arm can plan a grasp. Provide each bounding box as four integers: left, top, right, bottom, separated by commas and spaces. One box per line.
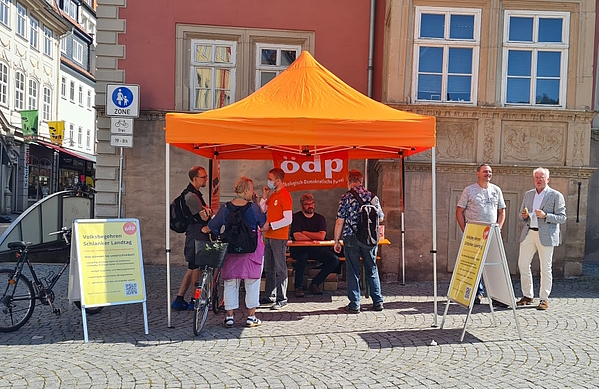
246, 316, 262, 327
224, 316, 234, 328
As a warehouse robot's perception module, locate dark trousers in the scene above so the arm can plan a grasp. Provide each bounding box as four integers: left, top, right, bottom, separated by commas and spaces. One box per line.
289, 246, 339, 288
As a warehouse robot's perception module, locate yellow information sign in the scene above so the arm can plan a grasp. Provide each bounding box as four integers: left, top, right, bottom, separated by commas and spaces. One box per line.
74, 219, 146, 306
448, 223, 491, 307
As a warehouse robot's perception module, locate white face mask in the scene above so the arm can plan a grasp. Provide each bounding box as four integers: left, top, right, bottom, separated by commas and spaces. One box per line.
267, 180, 275, 190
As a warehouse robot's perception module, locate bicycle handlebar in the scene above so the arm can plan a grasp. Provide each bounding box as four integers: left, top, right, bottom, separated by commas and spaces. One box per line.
49, 227, 72, 236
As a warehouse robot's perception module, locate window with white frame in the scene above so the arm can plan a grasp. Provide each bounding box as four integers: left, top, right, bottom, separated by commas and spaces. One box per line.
68, 123, 74, 146
78, 126, 82, 145
69, 81, 75, 101
86, 129, 91, 149
60, 76, 66, 98
61, 0, 69, 14
0, 62, 7, 106
412, 7, 480, 104
61, 37, 67, 54
78, 85, 83, 105
190, 40, 236, 111
73, 40, 83, 64
69, 0, 76, 20
28, 79, 38, 110
16, 3, 26, 39
30, 17, 38, 50
502, 10, 569, 107
43, 26, 52, 57
42, 86, 51, 121
87, 89, 91, 109
0, 0, 9, 27
14, 71, 25, 110
255, 44, 301, 89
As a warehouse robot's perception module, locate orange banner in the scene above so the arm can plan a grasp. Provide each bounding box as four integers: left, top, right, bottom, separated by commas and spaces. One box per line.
272, 151, 348, 192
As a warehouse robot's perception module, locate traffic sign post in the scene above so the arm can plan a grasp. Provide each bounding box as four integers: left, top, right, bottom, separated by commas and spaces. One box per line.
106, 84, 140, 218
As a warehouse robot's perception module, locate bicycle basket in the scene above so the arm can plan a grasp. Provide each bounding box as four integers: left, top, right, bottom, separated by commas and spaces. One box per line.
194, 240, 229, 268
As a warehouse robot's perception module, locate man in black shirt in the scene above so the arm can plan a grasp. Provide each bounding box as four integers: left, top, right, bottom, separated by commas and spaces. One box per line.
290, 193, 339, 297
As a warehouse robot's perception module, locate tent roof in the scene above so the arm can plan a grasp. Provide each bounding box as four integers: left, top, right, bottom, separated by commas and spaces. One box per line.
165, 51, 435, 159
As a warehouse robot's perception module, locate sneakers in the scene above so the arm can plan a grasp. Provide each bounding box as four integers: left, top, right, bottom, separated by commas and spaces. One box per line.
188, 299, 195, 310
309, 284, 323, 295
224, 316, 234, 328
517, 296, 534, 306
344, 304, 360, 314
294, 288, 305, 298
171, 299, 189, 311
373, 302, 384, 311
536, 300, 549, 310
259, 297, 275, 306
271, 300, 288, 310
473, 294, 483, 305
246, 317, 262, 327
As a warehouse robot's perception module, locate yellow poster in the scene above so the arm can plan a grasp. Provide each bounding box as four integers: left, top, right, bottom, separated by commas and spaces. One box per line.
448, 223, 491, 307
75, 220, 145, 306
48, 121, 65, 146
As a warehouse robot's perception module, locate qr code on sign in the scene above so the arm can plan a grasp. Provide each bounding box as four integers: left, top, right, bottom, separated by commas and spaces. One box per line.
464, 286, 472, 301
124, 282, 139, 296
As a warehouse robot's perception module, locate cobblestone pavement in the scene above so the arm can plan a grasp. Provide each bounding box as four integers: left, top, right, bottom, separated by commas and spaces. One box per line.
1, 262, 598, 388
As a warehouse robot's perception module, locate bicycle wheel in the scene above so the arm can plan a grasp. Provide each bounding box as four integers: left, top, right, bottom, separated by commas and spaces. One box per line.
193, 270, 212, 336
0, 269, 36, 332
211, 268, 224, 314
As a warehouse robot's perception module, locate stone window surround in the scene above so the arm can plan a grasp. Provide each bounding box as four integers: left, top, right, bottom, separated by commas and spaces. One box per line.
175, 24, 315, 111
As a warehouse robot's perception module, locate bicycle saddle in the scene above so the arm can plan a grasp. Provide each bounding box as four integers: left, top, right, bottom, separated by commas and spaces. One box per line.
8, 241, 29, 250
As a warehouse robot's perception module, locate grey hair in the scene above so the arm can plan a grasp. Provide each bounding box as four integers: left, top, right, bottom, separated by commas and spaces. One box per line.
533, 167, 550, 179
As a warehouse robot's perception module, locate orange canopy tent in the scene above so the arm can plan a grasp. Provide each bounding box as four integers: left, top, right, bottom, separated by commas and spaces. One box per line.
163, 51, 440, 326
165, 51, 435, 160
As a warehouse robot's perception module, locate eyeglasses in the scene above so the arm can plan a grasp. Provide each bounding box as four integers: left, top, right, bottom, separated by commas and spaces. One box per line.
196, 175, 208, 179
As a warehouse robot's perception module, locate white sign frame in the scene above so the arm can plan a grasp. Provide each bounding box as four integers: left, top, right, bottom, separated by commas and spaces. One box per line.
110, 134, 134, 148
106, 84, 140, 117
110, 118, 134, 135
68, 218, 149, 343
440, 223, 522, 342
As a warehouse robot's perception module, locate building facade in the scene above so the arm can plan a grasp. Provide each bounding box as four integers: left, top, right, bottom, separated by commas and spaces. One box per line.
95, 1, 596, 282
0, 0, 70, 213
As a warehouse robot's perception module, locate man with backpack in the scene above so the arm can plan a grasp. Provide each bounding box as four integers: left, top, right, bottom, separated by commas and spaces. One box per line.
171, 166, 213, 310
334, 169, 384, 314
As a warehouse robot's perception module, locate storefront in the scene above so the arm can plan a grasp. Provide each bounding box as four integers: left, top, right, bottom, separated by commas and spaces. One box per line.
27, 140, 95, 207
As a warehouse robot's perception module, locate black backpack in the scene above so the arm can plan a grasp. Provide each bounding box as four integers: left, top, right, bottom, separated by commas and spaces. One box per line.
349, 189, 380, 247
221, 202, 258, 254
169, 189, 192, 233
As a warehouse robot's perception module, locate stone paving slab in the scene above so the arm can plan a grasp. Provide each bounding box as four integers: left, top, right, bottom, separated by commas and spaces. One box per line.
1, 263, 598, 388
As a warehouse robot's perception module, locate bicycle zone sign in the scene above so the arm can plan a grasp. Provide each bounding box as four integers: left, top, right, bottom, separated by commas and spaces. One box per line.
107, 84, 139, 148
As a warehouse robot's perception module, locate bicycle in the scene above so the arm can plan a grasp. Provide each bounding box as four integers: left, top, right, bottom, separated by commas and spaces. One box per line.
0, 227, 102, 332
192, 240, 228, 336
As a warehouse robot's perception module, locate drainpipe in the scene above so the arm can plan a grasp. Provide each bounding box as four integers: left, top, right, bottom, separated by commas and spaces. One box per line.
364, 0, 376, 187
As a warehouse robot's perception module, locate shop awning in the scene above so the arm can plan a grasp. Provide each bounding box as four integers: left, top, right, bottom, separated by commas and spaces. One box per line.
37, 140, 96, 163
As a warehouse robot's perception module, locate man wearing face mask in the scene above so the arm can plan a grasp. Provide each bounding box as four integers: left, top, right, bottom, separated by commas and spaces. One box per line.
259, 168, 293, 310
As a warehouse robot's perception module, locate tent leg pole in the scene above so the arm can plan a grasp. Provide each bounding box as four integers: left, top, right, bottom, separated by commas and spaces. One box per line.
432, 147, 438, 327
166, 143, 172, 328
401, 212, 405, 285
400, 157, 405, 285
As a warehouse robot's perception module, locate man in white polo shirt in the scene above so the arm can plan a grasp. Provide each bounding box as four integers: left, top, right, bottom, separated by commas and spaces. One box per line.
456, 164, 506, 304
516, 167, 566, 311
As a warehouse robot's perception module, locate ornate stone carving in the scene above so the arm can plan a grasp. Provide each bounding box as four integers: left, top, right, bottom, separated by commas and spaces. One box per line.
0, 35, 9, 48
572, 130, 585, 166
484, 118, 494, 162
405, 162, 596, 179
502, 121, 565, 164
411, 120, 475, 162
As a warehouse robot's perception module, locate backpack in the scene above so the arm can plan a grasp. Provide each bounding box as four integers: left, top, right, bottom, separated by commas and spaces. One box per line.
349, 189, 380, 247
169, 189, 192, 233
221, 202, 258, 254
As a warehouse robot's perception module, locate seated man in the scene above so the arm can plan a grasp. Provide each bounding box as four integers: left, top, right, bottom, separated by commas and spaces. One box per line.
289, 193, 339, 296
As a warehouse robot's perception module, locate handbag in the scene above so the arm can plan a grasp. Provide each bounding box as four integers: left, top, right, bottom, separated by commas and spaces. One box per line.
194, 240, 229, 268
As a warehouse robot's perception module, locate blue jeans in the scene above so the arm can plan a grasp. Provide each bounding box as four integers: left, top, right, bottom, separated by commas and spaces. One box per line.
344, 235, 383, 309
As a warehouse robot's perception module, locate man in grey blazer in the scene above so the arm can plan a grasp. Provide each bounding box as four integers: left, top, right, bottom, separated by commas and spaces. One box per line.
516, 167, 566, 310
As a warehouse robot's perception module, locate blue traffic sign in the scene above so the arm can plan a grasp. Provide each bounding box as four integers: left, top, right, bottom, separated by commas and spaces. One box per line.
112, 87, 134, 108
